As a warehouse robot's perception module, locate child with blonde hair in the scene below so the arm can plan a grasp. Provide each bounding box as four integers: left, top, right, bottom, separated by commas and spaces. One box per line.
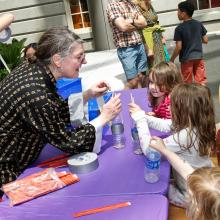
149, 137, 220, 220
146, 61, 182, 119
129, 83, 216, 207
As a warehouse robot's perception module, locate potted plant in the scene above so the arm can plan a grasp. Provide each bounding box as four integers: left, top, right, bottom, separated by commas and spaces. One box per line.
0, 38, 26, 81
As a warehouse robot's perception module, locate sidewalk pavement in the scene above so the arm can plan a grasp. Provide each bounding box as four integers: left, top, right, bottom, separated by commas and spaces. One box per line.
79, 50, 125, 91
79, 35, 220, 122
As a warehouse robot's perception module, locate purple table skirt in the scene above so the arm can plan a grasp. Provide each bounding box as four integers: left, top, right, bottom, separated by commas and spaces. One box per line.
1, 194, 168, 220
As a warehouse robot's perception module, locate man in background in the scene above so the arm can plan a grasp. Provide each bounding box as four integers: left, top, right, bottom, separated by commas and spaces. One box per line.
106, 0, 148, 89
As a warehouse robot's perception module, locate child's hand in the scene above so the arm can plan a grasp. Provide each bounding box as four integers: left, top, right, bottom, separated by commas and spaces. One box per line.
128, 102, 142, 115
162, 37, 166, 44
147, 49, 154, 58
149, 136, 166, 153
146, 111, 156, 116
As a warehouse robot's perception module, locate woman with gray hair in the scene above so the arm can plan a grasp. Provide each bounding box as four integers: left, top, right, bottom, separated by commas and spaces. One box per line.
0, 27, 121, 196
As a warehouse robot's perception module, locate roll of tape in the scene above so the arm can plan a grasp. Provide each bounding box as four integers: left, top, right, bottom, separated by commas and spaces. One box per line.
67, 152, 99, 174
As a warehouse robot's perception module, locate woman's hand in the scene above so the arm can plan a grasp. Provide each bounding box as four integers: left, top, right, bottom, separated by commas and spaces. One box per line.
99, 93, 121, 126
83, 81, 110, 103
149, 136, 166, 153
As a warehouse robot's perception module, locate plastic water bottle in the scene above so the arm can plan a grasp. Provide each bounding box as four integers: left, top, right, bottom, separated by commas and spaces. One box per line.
130, 120, 142, 155
111, 114, 125, 149
144, 149, 161, 183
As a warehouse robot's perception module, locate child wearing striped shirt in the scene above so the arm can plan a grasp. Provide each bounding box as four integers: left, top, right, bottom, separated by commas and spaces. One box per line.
146, 61, 182, 119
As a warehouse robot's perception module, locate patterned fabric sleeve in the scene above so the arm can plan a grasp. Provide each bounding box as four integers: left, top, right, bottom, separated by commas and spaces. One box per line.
106, 2, 121, 26
20, 101, 96, 154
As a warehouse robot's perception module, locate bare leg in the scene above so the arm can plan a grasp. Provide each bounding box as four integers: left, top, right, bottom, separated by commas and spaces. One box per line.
125, 76, 139, 89
137, 71, 150, 88
137, 73, 145, 88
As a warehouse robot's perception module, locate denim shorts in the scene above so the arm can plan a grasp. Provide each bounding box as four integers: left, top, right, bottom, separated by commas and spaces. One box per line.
117, 43, 148, 80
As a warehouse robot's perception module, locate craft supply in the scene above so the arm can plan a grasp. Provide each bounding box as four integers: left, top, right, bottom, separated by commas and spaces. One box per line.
67, 152, 99, 174
37, 154, 69, 167
2, 168, 79, 206
73, 201, 131, 218
47, 158, 68, 168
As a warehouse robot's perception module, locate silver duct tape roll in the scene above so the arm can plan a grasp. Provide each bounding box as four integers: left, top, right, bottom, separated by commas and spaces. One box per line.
111, 123, 124, 135
67, 152, 99, 174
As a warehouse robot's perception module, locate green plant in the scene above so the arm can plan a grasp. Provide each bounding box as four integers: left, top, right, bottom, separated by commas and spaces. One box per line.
0, 38, 26, 81
0, 68, 8, 81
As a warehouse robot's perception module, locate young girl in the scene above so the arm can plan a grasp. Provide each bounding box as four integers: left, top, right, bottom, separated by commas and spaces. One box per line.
146, 61, 182, 119
149, 136, 220, 220
23, 43, 37, 62
129, 83, 216, 207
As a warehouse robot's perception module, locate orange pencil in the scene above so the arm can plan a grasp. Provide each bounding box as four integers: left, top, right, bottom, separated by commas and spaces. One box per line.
73, 201, 131, 218
47, 158, 68, 167
37, 154, 69, 167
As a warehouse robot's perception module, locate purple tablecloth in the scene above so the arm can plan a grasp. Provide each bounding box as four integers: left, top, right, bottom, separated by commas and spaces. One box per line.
0, 88, 170, 219
27, 88, 170, 196
1, 194, 168, 220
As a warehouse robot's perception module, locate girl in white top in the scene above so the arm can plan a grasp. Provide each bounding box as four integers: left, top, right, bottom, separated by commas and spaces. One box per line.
149, 136, 220, 220
129, 83, 216, 207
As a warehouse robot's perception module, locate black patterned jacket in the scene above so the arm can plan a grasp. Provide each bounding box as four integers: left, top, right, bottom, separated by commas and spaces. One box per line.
0, 61, 95, 187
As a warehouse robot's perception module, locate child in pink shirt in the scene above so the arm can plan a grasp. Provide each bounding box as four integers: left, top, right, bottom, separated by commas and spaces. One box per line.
146, 62, 183, 119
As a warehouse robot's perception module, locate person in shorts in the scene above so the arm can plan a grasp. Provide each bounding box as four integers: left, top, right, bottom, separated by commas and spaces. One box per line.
106, 0, 149, 89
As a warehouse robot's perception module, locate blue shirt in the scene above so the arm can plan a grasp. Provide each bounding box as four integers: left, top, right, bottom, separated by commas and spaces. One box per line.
174, 19, 207, 62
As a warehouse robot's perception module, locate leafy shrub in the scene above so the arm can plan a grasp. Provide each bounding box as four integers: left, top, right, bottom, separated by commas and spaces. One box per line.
0, 38, 26, 81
